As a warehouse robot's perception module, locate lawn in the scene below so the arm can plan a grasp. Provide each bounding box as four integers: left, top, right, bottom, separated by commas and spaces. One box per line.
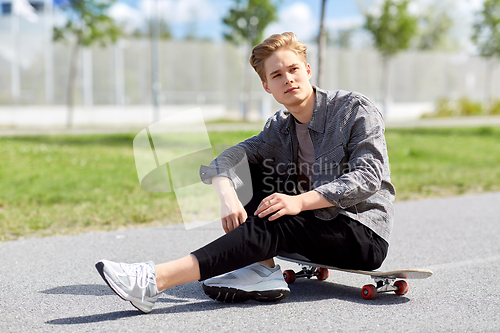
1, 126, 499, 241
386, 127, 500, 200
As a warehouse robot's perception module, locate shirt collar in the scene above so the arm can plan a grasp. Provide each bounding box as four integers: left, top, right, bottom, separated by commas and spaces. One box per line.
280, 86, 328, 134
308, 86, 327, 134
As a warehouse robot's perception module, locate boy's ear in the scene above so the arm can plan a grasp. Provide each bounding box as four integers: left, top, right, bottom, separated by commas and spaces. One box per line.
306, 63, 312, 79
262, 80, 272, 94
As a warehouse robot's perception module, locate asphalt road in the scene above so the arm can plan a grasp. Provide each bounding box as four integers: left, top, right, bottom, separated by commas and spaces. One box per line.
1, 192, 499, 332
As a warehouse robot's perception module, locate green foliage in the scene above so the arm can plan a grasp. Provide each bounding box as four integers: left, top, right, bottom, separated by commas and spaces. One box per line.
490, 100, 500, 114
431, 97, 485, 117
364, 0, 419, 59
429, 97, 456, 117
472, 0, 500, 58
458, 97, 483, 116
415, 3, 457, 51
132, 19, 172, 40
222, 0, 279, 47
53, 0, 122, 47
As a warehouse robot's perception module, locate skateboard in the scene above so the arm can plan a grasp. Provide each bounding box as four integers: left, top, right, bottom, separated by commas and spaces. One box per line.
276, 251, 433, 300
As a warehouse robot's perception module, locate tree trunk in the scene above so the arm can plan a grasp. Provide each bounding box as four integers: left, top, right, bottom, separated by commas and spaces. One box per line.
242, 40, 252, 120
66, 36, 81, 128
380, 55, 391, 117
317, 0, 327, 88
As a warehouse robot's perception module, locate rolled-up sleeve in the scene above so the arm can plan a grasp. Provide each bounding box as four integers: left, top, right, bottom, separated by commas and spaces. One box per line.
199, 135, 264, 189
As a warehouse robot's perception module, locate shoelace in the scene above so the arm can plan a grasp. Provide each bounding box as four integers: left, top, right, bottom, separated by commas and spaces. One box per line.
122, 262, 151, 302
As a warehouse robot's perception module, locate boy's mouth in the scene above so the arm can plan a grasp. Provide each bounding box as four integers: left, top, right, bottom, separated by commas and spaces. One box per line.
285, 87, 298, 94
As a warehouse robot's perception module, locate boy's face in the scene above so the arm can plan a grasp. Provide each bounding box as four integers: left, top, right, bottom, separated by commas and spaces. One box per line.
262, 48, 313, 108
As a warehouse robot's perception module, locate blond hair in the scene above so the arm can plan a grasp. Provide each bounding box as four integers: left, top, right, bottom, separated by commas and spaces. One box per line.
250, 32, 308, 82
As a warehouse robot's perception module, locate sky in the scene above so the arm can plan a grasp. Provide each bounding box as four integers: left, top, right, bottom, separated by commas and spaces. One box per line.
107, 0, 486, 51
0, 0, 487, 50
110, 0, 378, 42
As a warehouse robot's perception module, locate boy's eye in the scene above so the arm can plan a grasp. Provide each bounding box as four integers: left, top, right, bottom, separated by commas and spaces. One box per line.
273, 74, 280, 78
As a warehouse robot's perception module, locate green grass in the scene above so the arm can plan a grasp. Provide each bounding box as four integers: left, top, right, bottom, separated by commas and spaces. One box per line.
386, 126, 500, 200
1, 127, 499, 241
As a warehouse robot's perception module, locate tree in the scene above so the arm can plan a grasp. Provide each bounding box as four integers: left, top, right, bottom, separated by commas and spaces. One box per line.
363, 0, 418, 115
223, 0, 279, 47
132, 19, 172, 40
53, 0, 122, 127
472, 0, 500, 113
222, 0, 279, 119
329, 28, 357, 49
415, 3, 456, 51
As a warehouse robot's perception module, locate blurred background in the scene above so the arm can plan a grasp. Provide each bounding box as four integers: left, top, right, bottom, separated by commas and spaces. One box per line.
0, 0, 499, 127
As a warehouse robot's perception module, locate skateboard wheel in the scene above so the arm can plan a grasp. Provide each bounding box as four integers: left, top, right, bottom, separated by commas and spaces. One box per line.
394, 280, 409, 295
283, 270, 296, 284
361, 284, 377, 300
316, 268, 329, 280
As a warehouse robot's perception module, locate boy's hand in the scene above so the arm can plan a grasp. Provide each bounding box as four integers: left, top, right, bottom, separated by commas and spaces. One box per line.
212, 176, 248, 233
254, 193, 303, 221
220, 193, 248, 233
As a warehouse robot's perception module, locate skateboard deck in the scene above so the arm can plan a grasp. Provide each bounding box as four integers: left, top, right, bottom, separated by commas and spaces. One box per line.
276, 251, 433, 299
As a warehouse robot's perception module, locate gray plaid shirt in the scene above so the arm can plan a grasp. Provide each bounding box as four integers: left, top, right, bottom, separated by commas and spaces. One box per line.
200, 87, 396, 242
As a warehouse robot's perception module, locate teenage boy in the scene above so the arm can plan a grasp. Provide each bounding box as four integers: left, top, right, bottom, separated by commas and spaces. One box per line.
96, 32, 395, 313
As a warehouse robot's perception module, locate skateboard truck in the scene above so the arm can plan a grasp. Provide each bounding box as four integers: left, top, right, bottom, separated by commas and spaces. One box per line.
286, 265, 330, 281
361, 277, 409, 300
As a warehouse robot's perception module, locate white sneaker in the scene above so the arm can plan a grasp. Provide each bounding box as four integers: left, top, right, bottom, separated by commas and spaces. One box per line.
95, 260, 160, 313
202, 263, 290, 302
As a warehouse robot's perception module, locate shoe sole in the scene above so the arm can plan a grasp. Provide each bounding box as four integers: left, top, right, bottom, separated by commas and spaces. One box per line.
95, 261, 153, 314
202, 284, 290, 303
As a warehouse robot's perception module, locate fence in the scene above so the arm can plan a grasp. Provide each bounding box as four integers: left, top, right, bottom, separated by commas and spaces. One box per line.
1, 27, 499, 117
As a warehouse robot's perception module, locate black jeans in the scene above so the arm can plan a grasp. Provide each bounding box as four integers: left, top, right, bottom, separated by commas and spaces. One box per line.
192, 164, 389, 281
